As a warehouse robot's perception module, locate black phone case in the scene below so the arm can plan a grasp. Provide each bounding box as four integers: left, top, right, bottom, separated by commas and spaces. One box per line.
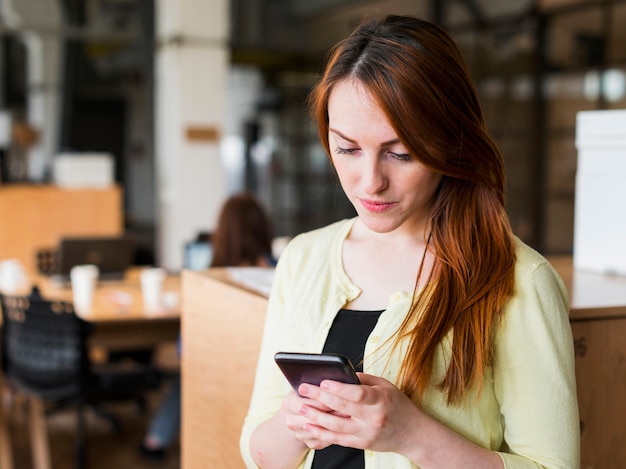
274, 352, 360, 393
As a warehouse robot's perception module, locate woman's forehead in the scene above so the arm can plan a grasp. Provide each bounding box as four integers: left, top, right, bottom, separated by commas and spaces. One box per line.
328, 80, 398, 141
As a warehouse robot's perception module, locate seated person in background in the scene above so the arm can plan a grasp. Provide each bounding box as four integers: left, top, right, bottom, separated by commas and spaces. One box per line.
140, 191, 276, 460
209, 191, 276, 268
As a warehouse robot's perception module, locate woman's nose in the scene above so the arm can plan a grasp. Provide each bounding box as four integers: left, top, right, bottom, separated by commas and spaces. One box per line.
362, 156, 387, 195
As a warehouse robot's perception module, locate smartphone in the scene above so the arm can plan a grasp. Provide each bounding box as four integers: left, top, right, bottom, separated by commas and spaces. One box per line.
274, 352, 360, 394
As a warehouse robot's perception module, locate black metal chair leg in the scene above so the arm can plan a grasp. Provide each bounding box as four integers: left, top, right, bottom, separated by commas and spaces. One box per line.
89, 403, 121, 432
76, 401, 86, 469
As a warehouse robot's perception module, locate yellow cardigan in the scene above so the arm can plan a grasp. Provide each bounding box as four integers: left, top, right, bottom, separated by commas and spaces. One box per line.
240, 218, 580, 469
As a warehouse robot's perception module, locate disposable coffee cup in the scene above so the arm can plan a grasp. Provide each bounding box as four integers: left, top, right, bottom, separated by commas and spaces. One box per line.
0, 259, 28, 294
140, 267, 166, 312
70, 264, 99, 315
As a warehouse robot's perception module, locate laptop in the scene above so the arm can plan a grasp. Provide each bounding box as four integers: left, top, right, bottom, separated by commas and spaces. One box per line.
54, 236, 136, 282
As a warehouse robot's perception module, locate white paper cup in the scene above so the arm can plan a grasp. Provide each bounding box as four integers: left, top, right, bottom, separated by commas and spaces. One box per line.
140, 267, 166, 312
70, 264, 99, 314
0, 259, 28, 294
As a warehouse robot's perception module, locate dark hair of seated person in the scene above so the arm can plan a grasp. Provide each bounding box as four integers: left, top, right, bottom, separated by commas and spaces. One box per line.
210, 192, 275, 268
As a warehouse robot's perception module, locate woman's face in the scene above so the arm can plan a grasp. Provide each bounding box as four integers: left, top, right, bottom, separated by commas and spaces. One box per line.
327, 79, 442, 236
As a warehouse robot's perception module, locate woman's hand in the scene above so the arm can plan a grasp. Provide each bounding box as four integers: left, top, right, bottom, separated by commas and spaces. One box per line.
281, 388, 342, 450
249, 390, 324, 468
292, 374, 504, 469
293, 373, 422, 453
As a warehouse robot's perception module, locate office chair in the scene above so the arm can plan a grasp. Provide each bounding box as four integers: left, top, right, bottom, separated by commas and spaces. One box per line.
35, 247, 59, 276
0, 289, 163, 469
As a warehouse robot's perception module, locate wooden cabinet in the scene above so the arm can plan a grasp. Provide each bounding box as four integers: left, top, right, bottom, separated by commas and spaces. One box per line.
181, 269, 268, 469
550, 256, 626, 469
0, 185, 123, 274
571, 317, 626, 468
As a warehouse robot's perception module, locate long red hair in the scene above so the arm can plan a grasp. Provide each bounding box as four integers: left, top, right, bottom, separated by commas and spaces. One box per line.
309, 15, 516, 403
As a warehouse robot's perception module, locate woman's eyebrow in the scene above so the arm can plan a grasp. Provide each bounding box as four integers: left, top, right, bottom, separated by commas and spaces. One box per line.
329, 128, 401, 147
329, 128, 356, 143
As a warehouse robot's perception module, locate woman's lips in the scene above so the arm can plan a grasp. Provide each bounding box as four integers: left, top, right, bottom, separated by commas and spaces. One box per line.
359, 198, 395, 213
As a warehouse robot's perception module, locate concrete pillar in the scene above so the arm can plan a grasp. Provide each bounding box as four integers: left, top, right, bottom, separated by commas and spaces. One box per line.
155, 0, 229, 270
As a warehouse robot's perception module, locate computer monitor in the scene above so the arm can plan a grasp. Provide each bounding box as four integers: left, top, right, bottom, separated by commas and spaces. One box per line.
57, 236, 136, 281
183, 241, 213, 271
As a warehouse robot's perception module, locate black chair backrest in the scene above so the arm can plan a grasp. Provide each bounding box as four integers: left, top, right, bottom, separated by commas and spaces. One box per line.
35, 247, 60, 276
0, 291, 90, 400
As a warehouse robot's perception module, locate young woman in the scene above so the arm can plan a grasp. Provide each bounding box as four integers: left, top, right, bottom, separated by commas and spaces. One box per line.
240, 15, 579, 469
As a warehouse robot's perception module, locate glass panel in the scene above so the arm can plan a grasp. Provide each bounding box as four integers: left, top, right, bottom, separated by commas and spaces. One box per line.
546, 137, 577, 195
604, 67, 626, 109
461, 21, 539, 247
445, 1, 625, 253
544, 72, 596, 129
467, 24, 536, 76
539, 0, 600, 10
543, 72, 593, 254
608, 5, 626, 62
446, 0, 533, 26
453, 31, 478, 70
544, 197, 575, 254
546, 7, 604, 70
506, 193, 535, 244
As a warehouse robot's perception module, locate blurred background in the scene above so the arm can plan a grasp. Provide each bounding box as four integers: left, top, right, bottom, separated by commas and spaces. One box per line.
1, 0, 625, 269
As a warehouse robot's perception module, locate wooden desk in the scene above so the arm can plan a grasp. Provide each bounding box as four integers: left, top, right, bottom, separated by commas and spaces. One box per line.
549, 256, 626, 469
0, 185, 122, 276
181, 269, 269, 469
33, 270, 181, 352
0, 269, 181, 469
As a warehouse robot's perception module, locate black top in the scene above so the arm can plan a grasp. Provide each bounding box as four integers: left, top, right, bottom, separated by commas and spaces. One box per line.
311, 308, 383, 469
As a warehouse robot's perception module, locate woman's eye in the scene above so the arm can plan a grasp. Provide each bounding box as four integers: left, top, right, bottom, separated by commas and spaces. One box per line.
389, 152, 411, 161
335, 147, 357, 155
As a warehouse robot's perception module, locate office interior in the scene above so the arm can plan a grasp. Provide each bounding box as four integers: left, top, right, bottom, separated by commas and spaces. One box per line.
0, 0, 625, 468
2, 0, 625, 267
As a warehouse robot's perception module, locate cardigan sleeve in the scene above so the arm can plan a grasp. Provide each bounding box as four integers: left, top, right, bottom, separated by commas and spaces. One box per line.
494, 259, 580, 469
239, 239, 300, 469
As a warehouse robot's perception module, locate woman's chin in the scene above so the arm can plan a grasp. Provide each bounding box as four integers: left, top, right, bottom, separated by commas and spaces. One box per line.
358, 216, 402, 234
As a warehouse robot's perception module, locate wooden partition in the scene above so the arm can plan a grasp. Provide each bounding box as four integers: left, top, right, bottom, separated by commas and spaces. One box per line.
181, 269, 268, 469
0, 184, 123, 275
